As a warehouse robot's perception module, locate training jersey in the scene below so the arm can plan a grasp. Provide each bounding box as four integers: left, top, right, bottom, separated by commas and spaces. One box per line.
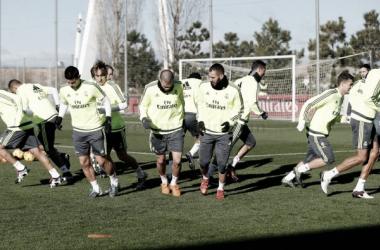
181, 77, 202, 114
139, 80, 185, 135
16, 83, 58, 124
0, 90, 34, 131
348, 78, 374, 123
96, 81, 126, 132
234, 75, 265, 123
360, 69, 380, 121
59, 80, 107, 132
299, 88, 343, 137
197, 76, 244, 135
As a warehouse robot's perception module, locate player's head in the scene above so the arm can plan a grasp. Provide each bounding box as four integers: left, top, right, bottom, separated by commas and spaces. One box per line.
64, 66, 81, 89
359, 64, 371, 78
250, 60, 267, 77
188, 72, 201, 80
159, 69, 175, 92
91, 60, 108, 86
208, 63, 225, 86
337, 71, 354, 95
106, 65, 114, 81
8, 79, 23, 94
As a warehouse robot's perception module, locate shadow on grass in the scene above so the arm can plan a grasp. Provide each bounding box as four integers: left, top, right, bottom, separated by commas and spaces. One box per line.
159, 225, 380, 249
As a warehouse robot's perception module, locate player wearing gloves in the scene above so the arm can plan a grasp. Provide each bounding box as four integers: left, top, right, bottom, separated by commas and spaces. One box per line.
208, 60, 268, 182
92, 60, 147, 192
57, 66, 117, 198
281, 72, 354, 188
139, 69, 185, 197
320, 67, 380, 198
197, 63, 244, 199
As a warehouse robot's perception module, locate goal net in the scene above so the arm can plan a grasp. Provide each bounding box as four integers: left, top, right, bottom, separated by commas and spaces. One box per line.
179, 52, 371, 121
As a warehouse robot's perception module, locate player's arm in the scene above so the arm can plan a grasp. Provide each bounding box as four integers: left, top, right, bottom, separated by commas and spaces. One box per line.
363, 70, 380, 111
229, 88, 244, 126
111, 83, 127, 112
45, 87, 60, 106
138, 86, 150, 121
246, 80, 264, 116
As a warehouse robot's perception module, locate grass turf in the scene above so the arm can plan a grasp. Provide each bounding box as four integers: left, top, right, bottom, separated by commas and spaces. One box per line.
0, 116, 380, 249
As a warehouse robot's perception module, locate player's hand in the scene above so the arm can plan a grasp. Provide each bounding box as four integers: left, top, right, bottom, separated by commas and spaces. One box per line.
221, 121, 230, 132
55, 105, 60, 112
261, 111, 268, 120
142, 117, 152, 129
97, 108, 105, 114
197, 121, 205, 136
103, 116, 112, 134
297, 121, 305, 132
344, 116, 351, 123
55, 116, 63, 131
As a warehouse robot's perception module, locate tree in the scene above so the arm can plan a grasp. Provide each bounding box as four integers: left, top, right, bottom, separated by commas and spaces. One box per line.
213, 32, 255, 58
350, 10, 380, 67
96, 0, 145, 81
176, 21, 210, 58
117, 30, 162, 91
253, 18, 301, 68
308, 17, 349, 60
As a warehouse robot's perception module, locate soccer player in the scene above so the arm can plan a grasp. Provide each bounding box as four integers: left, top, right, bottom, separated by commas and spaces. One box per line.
0, 90, 62, 187
182, 72, 202, 169
208, 60, 268, 182
8, 80, 73, 183
197, 63, 244, 199
281, 72, 354, 188
139, 69, 185, 197
106, 65, 114, 81
57, 66, 119, 198
91, 60, 148, 190
321, 68, 380, 198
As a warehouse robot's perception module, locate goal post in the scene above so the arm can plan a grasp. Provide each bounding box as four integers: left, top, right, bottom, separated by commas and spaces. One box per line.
179, 52, 371, 122
179, 55, 297, 120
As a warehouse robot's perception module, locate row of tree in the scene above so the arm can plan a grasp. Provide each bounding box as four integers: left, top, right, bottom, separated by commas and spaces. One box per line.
95, 0, 380, 92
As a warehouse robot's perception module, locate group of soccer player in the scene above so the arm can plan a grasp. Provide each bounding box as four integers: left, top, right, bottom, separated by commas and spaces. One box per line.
1, 59, 380, 200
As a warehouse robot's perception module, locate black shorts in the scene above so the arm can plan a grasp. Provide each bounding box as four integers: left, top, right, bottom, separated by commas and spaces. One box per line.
37, 120, 57, 154
230, 123, 256, 149
72, 129, 107, 157
149, 129, 184, 155
0, 128, 40, 151
106, 129, 127, 152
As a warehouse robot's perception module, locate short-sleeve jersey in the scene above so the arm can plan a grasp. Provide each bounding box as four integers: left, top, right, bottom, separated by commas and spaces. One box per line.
299, 88, 343, 137
139, 80, 185, 135
16, 83, 58, 124
96, 81, 126, 132
360, 69, 380, 120
59, 80, 106, 132
234, 75, 264, 122
0, 90, 34, 131
181, 77, 202, 114
197, 79, 244, 135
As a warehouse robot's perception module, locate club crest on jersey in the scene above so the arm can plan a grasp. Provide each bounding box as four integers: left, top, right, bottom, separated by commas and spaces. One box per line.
84, 91, 88, 97
155, 93, 159, 97
67, 94, 71, 98
225, 94, 229, 99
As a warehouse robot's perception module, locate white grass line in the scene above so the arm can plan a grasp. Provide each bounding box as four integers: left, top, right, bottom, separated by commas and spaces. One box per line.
56, 145, 354, 158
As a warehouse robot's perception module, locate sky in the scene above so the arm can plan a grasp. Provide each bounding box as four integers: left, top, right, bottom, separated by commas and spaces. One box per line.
0, 0, 379, 68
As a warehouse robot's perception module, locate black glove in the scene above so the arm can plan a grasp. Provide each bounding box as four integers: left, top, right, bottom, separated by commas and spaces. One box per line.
103, 116, 112, 134
97, 108, 105, 114
261, 111, 268, 120
197, 121, 205, 136
142, 117, 152, 129
55, 105, 60, 112
55, 116, 63, 131
221, 122, 230, 132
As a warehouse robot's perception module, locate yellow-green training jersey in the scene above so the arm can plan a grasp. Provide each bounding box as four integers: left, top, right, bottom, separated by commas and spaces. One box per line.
96, 81, 126, 132
361, 69, 380, 121
59, 80, 107, 132
16, 83, 58, 124
139, 80, 185, 135
0, 90, 34, 131
299, 88, 344, 137
181, 77, 202, 114
197, 78, 244, 135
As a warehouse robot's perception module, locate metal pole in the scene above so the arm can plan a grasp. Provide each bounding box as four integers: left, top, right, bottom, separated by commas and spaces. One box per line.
124, 0, 128, 98
316, 0, 320, 94
55, 0, 58, 89
0, 0, 2, 89
209, 0, 213, 58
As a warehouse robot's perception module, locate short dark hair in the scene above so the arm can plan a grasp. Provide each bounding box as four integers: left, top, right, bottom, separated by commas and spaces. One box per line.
359, 63, 371, 71
8, 79, 22, 90
106, 65, 114, 72
188, 72, 201, 79
209, 63, 224, 75
337, 71, 354, 86
91, 60, 107, 77
251, 60, 266, 71
64, 66, 80, 79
